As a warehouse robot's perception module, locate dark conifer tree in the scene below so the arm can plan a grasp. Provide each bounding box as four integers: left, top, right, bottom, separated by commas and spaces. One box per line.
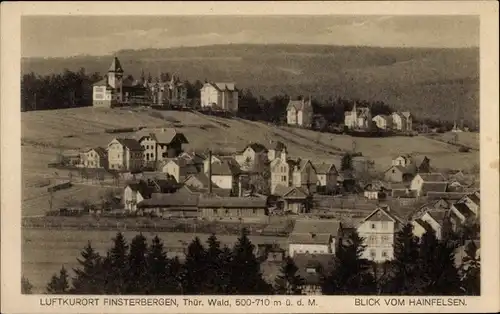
275, 257, 305, 295
229, 228, 272, 295
46, 266, 70, 294
104, 232, 129, 294
459, 241, 480, 295
71, 241, 105, 294
167, 256, 184, 294
126, 233, 149, 294
181, 237, 207, 294
204, 234, 231, 294
322, 231, 376, 295
145, 235, 169, 294
382, 223, 425, 295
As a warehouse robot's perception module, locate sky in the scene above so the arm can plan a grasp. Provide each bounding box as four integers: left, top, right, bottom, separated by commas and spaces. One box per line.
22, 15, 479, 58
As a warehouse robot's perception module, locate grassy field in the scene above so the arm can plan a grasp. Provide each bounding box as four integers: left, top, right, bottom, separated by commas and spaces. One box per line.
22, 228, 288, 293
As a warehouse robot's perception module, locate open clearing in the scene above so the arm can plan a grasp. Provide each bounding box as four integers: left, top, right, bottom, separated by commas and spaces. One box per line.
22, 228, 287, 293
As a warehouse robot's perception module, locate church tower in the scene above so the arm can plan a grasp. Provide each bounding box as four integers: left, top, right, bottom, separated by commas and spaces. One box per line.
107, 57, 124, 103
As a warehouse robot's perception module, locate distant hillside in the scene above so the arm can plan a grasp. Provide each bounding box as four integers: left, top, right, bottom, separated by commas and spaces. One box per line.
22, 44, 479, 123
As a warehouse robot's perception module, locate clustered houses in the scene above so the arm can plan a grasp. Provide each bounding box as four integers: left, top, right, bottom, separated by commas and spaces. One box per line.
342, 102, 413, 132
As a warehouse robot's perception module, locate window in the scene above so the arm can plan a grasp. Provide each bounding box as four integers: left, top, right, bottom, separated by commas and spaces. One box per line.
252, 209, 257, 214
381, 235, 389, 242
382, 251, 388, 258
392, 169, 396, 173
370, 250, 376, 259
371, 223, 376, 229
282, 176, 287, 181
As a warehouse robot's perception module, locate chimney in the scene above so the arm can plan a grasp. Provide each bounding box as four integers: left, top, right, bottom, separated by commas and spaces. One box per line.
208, 150, 213, 194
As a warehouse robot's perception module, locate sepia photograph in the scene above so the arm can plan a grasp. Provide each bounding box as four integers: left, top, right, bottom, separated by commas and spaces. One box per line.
1, 1, 499, 313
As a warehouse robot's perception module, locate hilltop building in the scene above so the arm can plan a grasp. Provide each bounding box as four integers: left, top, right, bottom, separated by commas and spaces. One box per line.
391, 111, 413, 131
92, 57, 147, 108
344, 103, 372, 130
286, 97, 313, 127
145, 75, 188, 107
200, 82, 239, 112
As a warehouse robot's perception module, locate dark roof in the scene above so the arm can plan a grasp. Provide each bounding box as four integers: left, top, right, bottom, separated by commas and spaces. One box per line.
414, 218, 434, 232
392, 189, 417, 198
287, 99, 312, 111
108, 56, 124, 73
137, 191, 199, 209
273, 185, 309, 198
184, 173, 219, 188
245, 143, 268, 153
127, 181, 153, 198
291, 219, 341, 235
274, 141, 287, 151
313, 163, 337, 175
420, 182, 448, 195
198, 196, 267, 208
385, 165, 413, 175
418, 173, 447, 182
206, 82, 236, 91
452, 202, 474, 218
467, 193, 480, 205
363, 206, 405, 224
115, 138, 144, 151
93, 77, 111, 87
210, 160, 241, 176
425, 210, 448, 224
94, 146, 107, 157
135, 128, 189, 145
426, 191, 468, 200
293, 253, 335, 286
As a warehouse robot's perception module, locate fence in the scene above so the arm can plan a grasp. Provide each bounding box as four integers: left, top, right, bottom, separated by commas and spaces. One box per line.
21, 217, 290, 237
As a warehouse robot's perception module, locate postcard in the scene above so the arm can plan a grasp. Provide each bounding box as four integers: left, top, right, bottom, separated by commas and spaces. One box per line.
1, 1, 499, 313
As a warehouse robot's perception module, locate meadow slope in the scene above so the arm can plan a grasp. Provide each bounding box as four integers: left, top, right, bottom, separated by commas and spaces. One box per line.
22, 44, 479, 123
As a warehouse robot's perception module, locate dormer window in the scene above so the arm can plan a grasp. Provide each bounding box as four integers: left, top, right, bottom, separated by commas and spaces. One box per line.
306, 267, 317, 274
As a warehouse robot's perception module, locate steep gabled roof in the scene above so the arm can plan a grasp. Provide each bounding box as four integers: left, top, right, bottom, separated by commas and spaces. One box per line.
114, 138, 144, 151
452, 202, 474, 218
420, 182, 448, 195
92, 77, 111, 87
313, 163, 338, 175
135, 128, 189, 145
363, 206, 405, 224
92, 146, 107, 158
108, 56, 124, 73
273, 185, 310, 198
244, 143, 268, 153
291, 219, 341, 236
414, 218, 434, 232
205, 82, 236, 92
418, 173, 446, 182
198, 196, 267, 208
126, 180, 153, 198
287, 99, 312, 111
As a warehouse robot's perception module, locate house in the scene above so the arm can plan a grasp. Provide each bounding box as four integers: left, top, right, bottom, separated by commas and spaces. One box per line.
363, 181, 390, 200
357, 206, 405, 262
344, 103, 372, 130
178, 151, 206, 172
270, 148, 291, 194
144, 75, 188, 107
286, 97, 313, 127
414, 156, 432, 173
134, 128, 189, 166
288, 219, 342, 257
291, 159, 318, 194
81, 147, 108, 169
123, 180, 151, 212
93, 57, 148, 107
107, 138, 144, 171
384, 165, 415, 183
198, 196, 268, 220
391, 154, 414, 168
372, 115, 392, 130
313, 163, 338, 194
412, 210, 448, 240
450, 192, 480, 224
137, 191, 199, 218
209, 158, 242, 193
267, 141, 287, 162
162, 158, 199, 183
410, 173, 448, 197
60, 150, 82, 167
234, 143, 269, 171
183, 173, 218, 190
293, 253, 335, 295
391, 111, 412, 131
273, 185, 311, 214
392, 188, 417, 199
200, 82, 239, 112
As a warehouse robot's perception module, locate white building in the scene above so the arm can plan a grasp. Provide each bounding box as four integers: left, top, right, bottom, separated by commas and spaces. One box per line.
286, 98, 313, 127
372, 115, 392, 130
344, 103, 372, 130
288, 219, 341, 257
357, 206, 404, 263
200, 82, 239, 112
410, 173, 448, 197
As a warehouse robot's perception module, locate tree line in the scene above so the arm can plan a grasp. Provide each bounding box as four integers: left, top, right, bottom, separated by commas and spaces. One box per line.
22, 225, 479, 296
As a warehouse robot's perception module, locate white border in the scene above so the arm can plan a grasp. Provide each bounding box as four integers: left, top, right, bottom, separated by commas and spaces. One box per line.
1, 1, 499, 313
